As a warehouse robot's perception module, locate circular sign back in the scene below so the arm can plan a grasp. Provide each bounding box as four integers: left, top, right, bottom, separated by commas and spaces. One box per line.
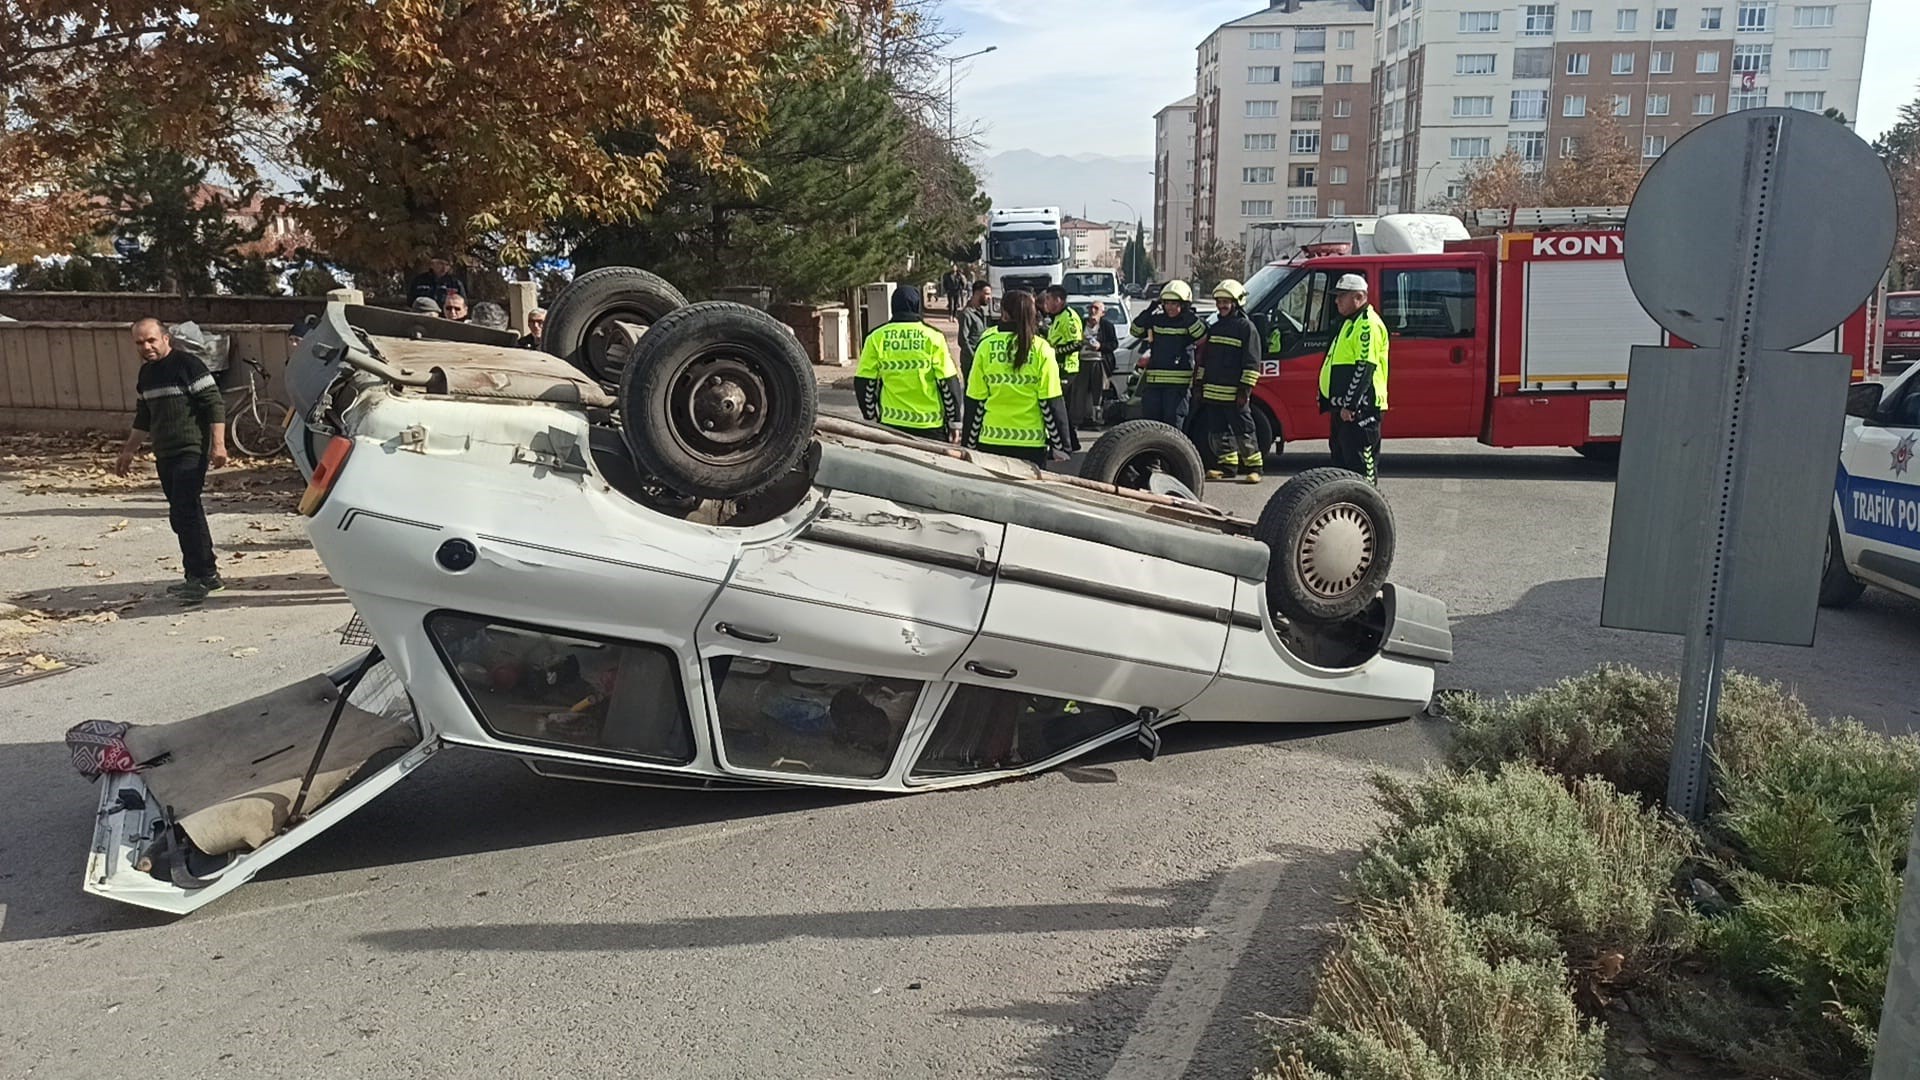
1623, 107, 1897, 351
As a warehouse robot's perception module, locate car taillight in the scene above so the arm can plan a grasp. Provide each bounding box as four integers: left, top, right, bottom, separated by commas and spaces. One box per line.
299, 436, 353, 517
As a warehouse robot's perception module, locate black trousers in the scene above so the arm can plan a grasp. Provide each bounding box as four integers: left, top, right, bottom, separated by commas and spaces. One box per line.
976, 443, 1050, 463
156, 453, 218, 580
1329, 418, 1381, 484
1201, 397, 1262, 473
1140, 383, 1190, 429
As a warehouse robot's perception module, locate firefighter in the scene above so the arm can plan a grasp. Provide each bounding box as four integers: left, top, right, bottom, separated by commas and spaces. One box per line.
855, 284, 963, 441
1193, 279, 1264, 483
1321, 272, 1389, 484
1128, 280, 1207, 428
1039, 285, 1084, 450
964, 289, 1072, 463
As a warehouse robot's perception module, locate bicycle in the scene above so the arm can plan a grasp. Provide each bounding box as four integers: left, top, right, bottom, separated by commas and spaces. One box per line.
223, 356, 296, 459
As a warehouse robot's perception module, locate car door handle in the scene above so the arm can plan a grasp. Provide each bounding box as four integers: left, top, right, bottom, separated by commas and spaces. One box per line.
1450, 346, 1466, 364
965, 660, 1019, 680
715, 622, 780, 645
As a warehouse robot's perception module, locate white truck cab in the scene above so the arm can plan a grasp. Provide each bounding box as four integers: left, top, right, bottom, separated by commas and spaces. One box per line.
986, 207, 1064, 297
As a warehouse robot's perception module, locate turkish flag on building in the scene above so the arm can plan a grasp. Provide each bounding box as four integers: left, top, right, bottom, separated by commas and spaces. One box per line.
1741, 71, 1757, 91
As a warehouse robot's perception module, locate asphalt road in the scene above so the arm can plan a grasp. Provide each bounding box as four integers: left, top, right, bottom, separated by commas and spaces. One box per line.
2, 421, 1916, 1080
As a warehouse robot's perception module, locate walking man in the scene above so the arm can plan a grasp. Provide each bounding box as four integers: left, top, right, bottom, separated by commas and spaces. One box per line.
1320, 273, 1390, 484
114, 319, 228, 602
943, 265, 966, 317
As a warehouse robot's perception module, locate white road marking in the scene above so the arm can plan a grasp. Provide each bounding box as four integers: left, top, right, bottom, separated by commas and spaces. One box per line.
1103, 857, 1292, 1080
202, 888, 374, 924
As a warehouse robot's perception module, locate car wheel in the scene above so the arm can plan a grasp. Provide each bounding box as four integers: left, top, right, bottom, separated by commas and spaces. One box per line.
1818, 518, 1866, 608
544, 266, 689, 387
1079, 420, 1207, 498
1575, 442, 1621, 463
617, 302, 817, 501
1256, 467, 1396, 624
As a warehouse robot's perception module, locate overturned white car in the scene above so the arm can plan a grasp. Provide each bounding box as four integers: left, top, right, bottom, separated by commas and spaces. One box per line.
79, 269, 1450, 914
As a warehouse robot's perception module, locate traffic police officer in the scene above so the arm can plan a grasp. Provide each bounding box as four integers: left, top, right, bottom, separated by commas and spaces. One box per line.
1040, 285, 1085, 449
1320, 272, 1389, 483
1128, 280, 1207, 428
1194, 279, 1263, 483
964, 289, 1072, 463
855, 284, 963, 441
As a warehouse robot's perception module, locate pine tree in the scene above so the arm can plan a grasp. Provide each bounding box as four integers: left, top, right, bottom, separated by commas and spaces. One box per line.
88, 146, 261, 297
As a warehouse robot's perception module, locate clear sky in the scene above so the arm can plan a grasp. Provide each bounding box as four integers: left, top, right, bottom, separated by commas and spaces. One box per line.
943, 0, 1917, 159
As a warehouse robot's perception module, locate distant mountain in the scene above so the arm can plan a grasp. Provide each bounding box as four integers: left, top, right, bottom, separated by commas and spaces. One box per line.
980, 150, 1155, 224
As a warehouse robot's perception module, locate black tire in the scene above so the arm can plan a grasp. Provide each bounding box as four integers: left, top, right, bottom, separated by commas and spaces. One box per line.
1185, 401, 1275, 470
1255, 467, 1396, 624
1079, 420, 1207, 497
544, 266, 689, 386
1575, 442, 1621, 463
617, 302, 817, 501
1819, 518, 1866, 608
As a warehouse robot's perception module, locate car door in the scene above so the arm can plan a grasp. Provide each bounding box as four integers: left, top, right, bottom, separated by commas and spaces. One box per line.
1252, 266, 1341, 442
1374, 260, 1481, 437
694, 492, 1004, 787
1836, 370, 1920, 596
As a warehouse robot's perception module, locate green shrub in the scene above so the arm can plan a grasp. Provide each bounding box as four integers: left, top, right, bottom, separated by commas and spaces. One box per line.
1354, 764, 1695, 977
1260, 890, 1604, 1080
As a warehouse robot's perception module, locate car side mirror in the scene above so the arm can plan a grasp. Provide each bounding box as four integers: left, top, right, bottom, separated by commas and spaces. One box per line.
1845, 382, 1885, 420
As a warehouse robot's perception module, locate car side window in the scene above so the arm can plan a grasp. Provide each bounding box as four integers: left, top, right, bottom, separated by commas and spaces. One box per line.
1888, 382, 1920, 428
1380, 268, 1477, 339
1275, 270, 1337, 335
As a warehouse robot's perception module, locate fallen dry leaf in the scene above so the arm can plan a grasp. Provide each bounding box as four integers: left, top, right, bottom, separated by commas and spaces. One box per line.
77, 612, 119, 624
23, 654, 65, 671
107, 520, 128, 533
92, 570, 115, 580
69, 560, 97, 568
200, 635, 226, 643
77, 545, 97, 551
229, 647, 259, 659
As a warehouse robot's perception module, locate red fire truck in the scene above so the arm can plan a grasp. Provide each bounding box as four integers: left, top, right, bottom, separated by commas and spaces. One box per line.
1218, 210, 1877, 462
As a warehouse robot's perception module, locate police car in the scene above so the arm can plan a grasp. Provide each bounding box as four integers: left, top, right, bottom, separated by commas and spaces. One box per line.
1823, 363, 1920, 607
73, 268, 1450, 914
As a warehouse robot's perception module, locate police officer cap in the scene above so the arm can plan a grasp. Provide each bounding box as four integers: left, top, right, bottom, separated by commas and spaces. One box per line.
1334, 273, 1369, 294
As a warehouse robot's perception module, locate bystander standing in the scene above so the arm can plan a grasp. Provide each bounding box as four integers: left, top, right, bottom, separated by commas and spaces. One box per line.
519, 307, 547, 350
409, 256, 467, 306
442, 290, 469, 321
113, 319, 228, 603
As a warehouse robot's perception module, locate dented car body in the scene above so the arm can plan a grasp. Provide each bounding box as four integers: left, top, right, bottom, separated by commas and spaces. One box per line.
84, 292, 1450, 914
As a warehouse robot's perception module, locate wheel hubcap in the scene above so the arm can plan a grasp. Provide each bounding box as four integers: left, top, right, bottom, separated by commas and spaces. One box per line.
671, 354, 770, 463
1297, 502, 1374, 599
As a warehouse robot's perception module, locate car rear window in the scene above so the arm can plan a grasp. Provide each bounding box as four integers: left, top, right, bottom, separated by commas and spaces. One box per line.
1064, 272, 1117, 295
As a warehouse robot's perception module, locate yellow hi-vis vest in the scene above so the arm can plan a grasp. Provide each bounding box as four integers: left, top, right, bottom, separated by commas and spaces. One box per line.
966, 331, 1061, 447
1046, 306, 1083, 375
1319, 305, 1390, 412
856, 320, 958, 429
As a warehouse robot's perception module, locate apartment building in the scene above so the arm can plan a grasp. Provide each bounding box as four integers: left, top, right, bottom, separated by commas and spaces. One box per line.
1154, 95, 1200, 279
1369, 0, 1872, 212
1191, 0, 1380, 255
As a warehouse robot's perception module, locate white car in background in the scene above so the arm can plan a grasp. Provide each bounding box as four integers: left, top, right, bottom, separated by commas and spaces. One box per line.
1823, 363, 1920, 607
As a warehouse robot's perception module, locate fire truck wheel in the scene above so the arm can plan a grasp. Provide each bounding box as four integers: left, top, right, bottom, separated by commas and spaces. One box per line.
618, 302, 817, 501
1257, 467, 1396, 625
1079, 420, 1207, 498
1819, 519, 1866, 608
545, 266, 689, 387
1575, 442, 1621, 463
1186, 406, 1275, 469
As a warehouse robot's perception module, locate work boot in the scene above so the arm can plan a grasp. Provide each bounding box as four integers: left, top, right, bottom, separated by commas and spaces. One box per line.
175, 576, 227, 604
164, 579, 197, 597
1241, 472, 1262, 484
1206, 469, 1228, 481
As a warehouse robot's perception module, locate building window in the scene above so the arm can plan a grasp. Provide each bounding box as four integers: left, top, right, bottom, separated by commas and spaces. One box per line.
1293, 62, 1326, 87
1643, 135, 1668, 158
1509, 131, 1547, 163
1241, 200, 1274, 216
1697, 50, 1721, 73
1246, 99, 1279, 117
1523, 4, 1557, 34
1567, 52, 1591, 75
1794, 5, 1835, 27
1296, 27, 1327, 52
1445, 181, 1467, 201
1511, 90, 1549, 119
1651, 49, 1674, 72
1737, 0, 1769, 31
1293, 166, 1319, 187
1693, 92, 1717, 114
1731, 88, 1768, 110
1336, 64, 1355, 82
1701, 5, 1723, 28
1459, 10, 1500, 32
1245, 133, 1279, 151
1249, 31, 1283, 49
1451, 137, 1493, 159
1331, 133, 1351, 151
1338, 29, 1357, 49
1612, 52, 1635, 74
1244, 167, 1277, 184
1332, 98, 1352, 117
1453, 95, 1496, 117
1788, 48, 1831, 70
1647, 93, 1671, 115
1657, 6, 1678, 28
1564, 94, 1588, 116
1457, 53, 1498, 75
1248, 66, 1282, 83
1569, 8, 1593, 30
1785, 90, 1827, 110
1514, 47, 1554, 77
1330, 165, 1350, 185
1561, 135, 1581, 157
1616, 9, 1638, 31
1387, 24, 1399, 52
1287, 195, 1320, 216
1290, 130, 1322, 154
1327, 198, 1347, 215
1733, 44, 1771, 73
1292, 97, 1324, 120
1612, 93, 1633, 116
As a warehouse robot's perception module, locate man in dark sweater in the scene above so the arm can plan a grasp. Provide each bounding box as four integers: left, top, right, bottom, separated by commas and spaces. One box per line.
114, 319, 229, 603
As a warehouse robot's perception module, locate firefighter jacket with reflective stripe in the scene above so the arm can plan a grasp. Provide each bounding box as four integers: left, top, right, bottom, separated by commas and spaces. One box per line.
1197, 309, 1261, 402
1129, 305, 1207, 385
1319, 305, 1390, 416
964, 331, 1064, 449
855, 319, 961, 430
1045, 305, 1083, 376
